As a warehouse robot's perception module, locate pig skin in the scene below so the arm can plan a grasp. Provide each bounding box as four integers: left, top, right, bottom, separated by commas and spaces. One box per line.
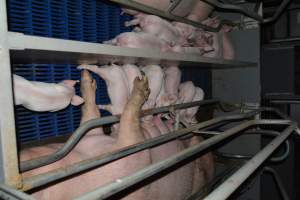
21, 71, 151, 200
103, 32, 171, 52
13, 74, 83, 112
125, 14, 188, 46
122, 64, 142, 94
77, 64, 129, 115
164, 66, 181, 104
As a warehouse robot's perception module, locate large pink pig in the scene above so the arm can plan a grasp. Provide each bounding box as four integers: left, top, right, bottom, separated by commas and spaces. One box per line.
125, 14, 188, 46
77, 64, 129, 115
103, 32, 171, 51
13, 74, 84, 112
145, 114, 194, 200
21, 70, 151, 200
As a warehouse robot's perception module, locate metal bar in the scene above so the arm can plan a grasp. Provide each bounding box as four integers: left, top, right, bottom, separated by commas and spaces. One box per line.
0, 184, 35, 200
21, 110, 261, 191
8, 32, 256, 67
0, 0, 21, 188
202, 0, 263, 21
21, 106, 286, 172
263, 0, 291, 23
74, 120, 292, 200
20, 99, 218, 172
204, 122, 296, 200
263, 167, 290, 200
108, 0, 224, 32
216, 130, 290, 162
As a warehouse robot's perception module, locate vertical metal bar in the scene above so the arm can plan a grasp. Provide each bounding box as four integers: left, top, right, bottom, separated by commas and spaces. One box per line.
204, 122, 296, 200
0, 0, 21, 188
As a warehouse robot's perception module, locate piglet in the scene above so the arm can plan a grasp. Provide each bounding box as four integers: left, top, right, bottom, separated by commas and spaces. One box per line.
103, 32, 171, 52
183, 87, 205, 124
122, 64, 142, 94
164, 66, 181, 104
13, 74, 83, 112
141, 65, 164, 110
125, 14, 188, 46
178, 81, 196, 117
77, 64, 129, 115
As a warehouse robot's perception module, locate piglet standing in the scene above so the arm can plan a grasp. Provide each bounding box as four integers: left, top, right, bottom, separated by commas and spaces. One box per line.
13, 74, 83, 112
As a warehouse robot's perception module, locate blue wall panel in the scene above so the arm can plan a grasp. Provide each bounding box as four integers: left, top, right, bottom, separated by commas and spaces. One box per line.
8, 0, 132, 143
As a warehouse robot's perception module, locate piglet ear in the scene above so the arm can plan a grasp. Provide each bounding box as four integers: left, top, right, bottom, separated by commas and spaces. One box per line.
62, 80, 79, 87
71, 95, 84, 106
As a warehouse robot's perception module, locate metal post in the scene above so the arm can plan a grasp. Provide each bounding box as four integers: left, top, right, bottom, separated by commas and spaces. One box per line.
0, 0, 21, 188
204, 122, 296, 200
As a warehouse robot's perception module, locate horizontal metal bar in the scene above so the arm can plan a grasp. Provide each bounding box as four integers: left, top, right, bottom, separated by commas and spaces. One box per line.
21, 110, 261, 191
8, 32, 256, 67
20, 99, 218, 172
204, 122, 296, 200
75, 119, 294, 200
271, 100, 300, 104
216, 130, 290, 162
0, 184, 34, 200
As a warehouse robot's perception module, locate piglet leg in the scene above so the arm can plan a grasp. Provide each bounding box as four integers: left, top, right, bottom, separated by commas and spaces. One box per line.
80, 70, 104, 135
117, 76, 150, 147
124, 18, 141, 27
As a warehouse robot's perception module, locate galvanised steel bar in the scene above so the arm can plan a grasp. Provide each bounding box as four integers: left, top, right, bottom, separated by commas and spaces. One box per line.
108, 0, 225, 32
202, 0, 263, 21
20, 99, 219, 172
215, 130, 290, 162
263, 167, 290, 200
0, 184, 34, 200
204, 122, 297, 200
21, 110, 261, 191
74, 120, 294, 200
0, 0, 21, 188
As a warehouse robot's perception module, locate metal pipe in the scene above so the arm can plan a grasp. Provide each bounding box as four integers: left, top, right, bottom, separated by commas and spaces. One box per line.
0, 184, 34, 200
21, 110, 260, 191
204, 122, 296, 200
20, 99, 218, 172
74, 120, 293, 200
263, 167, 290, 200
201, 0, 263, 21
108, 0, 226, 32
216, 130, 290, 162
263, 0, 291, 23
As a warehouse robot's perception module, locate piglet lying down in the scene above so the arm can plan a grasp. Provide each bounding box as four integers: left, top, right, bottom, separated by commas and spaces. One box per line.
13, 74, 84, 112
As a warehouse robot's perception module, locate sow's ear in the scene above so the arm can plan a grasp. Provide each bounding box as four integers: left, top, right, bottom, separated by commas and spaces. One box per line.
71, 95, 84, 106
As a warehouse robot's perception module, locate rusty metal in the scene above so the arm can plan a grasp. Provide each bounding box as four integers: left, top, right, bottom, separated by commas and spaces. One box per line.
0, 0, 21, 188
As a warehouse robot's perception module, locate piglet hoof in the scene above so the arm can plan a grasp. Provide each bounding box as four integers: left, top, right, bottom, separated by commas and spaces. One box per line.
131, 76, 150, 106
